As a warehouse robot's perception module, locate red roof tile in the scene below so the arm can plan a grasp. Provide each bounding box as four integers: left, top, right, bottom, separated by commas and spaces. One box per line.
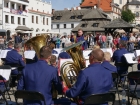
81, 0, 112, 12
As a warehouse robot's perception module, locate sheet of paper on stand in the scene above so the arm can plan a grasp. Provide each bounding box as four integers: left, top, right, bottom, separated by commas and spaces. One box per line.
83, 50, 92, 59
86, 59, 90, 67
0, 69, 11, 80
101, 48, 113, 57
24, 51, 35, 59
0, 50, 10, 58
135, 50, 140, 57
54, 48, 62, 54
124, 53, 138, 64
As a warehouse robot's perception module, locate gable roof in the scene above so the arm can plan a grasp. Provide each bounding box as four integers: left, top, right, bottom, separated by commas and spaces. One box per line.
80, 0, 112, 12
52, 8, 111, 23
103, 18, 133, 28
128, 0, 140, 5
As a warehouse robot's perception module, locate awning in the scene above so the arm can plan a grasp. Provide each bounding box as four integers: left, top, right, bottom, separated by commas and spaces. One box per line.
0, 29, 6, 32
15, 26, 32, 31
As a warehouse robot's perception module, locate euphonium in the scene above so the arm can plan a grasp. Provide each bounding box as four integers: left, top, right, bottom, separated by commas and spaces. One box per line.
60, 41, 86, 105
24, 35, 50, 59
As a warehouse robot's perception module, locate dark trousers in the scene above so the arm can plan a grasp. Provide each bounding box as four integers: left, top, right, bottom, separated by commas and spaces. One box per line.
62, 43, 65, 48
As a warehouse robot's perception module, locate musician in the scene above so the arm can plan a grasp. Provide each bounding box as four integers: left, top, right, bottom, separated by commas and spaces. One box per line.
63, 49, 112, 104
5, 44, 25, 86
112, 40, 129, 82
17, 46, 62, 105
102, 52, 117, 73
5, 41, 13, 50
50, 55, 57, 68
58, 43, 71, 59
76, 29, 87, 50
49, 42, 58, 54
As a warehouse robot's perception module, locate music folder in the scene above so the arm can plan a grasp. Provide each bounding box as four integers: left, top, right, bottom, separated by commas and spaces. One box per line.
0, 69, 11, 81
24, 51, 35, 59
123, 53, 138, 64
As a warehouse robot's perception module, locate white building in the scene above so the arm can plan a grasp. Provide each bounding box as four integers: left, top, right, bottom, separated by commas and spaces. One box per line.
127, 0, 140, 25
28, 0, 52, 36
0, 0, 29, 38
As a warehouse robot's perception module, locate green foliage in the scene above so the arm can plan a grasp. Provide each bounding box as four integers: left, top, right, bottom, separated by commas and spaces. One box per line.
121, 9, 135, 23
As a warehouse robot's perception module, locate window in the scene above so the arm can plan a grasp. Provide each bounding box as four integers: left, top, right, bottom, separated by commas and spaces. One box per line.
70, 16, 75, 19
5, 15, 8, 23
11, 16, 14, 24
136, 5, 139, 8
57, 24, 59, 29
56, 16, 61, 20
77, 15, 83, 19
51, 25, 53, 29
46, 18, 48, 25
32, 15, 34, 23
136, 12, 139, 17
43, 17, 45, 25
93, 23, 99, 27
64, 24, 66, 28
120, 0, 122, 4
36, 16, 38, 24
6, 3, 8, 8
81, 24, 87, 27
23, 18, 25, 25
18, 17, 20, 24
12, 4, 14, 9
52, 16, 55, 20
71, 24, 74, 28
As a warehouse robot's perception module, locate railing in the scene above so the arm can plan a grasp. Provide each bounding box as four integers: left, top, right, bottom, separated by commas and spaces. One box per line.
3, 7, 28, 16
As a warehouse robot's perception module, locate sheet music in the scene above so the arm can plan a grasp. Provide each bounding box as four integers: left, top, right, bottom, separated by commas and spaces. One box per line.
136, 50, 140, 57
83, 50, 92, 58
0, 69, 11, 80
123, 53, 138, 64
24, 51, 35, 59
101, 48, 113, 57
54, 48, 62, 54
0, 50, 10, 58
86, 59, 90, 67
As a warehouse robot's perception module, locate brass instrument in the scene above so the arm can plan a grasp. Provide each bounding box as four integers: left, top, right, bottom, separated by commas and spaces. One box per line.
60, 41, 85, 105
24, 35, 50, 59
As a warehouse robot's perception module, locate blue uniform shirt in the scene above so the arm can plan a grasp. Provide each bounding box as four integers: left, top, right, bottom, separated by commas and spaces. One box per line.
58, 52, 71, 59
112, 48, 129, 73
76, 35, 87, 50
5, 49, 25, 67
66, 63, 112, 103
101, 61, 117, 73
17, 60, 62, 105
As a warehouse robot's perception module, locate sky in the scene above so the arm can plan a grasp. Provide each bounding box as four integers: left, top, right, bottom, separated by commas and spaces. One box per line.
46, 0, 81, 10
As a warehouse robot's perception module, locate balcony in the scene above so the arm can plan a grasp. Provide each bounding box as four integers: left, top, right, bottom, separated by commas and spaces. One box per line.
3, 7, 28, 16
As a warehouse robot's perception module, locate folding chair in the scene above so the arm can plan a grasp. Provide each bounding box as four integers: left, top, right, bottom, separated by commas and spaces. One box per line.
0, 65, 11, 101
110, 72, 122, 104
127, 71, 140, 105
84, 93, 115, 105
15, 90, 46, 105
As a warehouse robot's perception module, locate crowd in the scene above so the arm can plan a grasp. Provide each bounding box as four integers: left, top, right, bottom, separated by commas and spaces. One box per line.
0, 29, 140, 105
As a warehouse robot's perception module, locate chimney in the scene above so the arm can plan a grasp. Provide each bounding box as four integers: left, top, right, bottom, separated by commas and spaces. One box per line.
52, 9, 55, 14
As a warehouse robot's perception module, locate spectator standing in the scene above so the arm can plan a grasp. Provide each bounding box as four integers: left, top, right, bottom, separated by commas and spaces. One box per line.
61, 36, 66, 48
56, 36, 61, 48
107, 34, 113, 48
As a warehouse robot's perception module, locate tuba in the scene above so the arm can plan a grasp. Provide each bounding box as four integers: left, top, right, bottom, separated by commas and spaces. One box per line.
24, 35, 50, 59
60, 41, 86, 105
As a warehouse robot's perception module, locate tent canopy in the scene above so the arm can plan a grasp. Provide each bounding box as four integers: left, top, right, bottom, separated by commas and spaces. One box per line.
15, 26, 32, 31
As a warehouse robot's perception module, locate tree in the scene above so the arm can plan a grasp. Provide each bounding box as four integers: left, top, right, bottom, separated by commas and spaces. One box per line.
121, 9, 135, 23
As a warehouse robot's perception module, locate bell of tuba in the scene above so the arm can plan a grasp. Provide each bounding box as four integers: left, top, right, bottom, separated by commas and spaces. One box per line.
60, 41, 86, 105
24, 35, 50, 59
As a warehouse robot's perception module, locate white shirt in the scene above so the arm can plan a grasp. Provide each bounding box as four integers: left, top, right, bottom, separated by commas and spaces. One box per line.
61, 38, 66, 43
129, 36, 136, 42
